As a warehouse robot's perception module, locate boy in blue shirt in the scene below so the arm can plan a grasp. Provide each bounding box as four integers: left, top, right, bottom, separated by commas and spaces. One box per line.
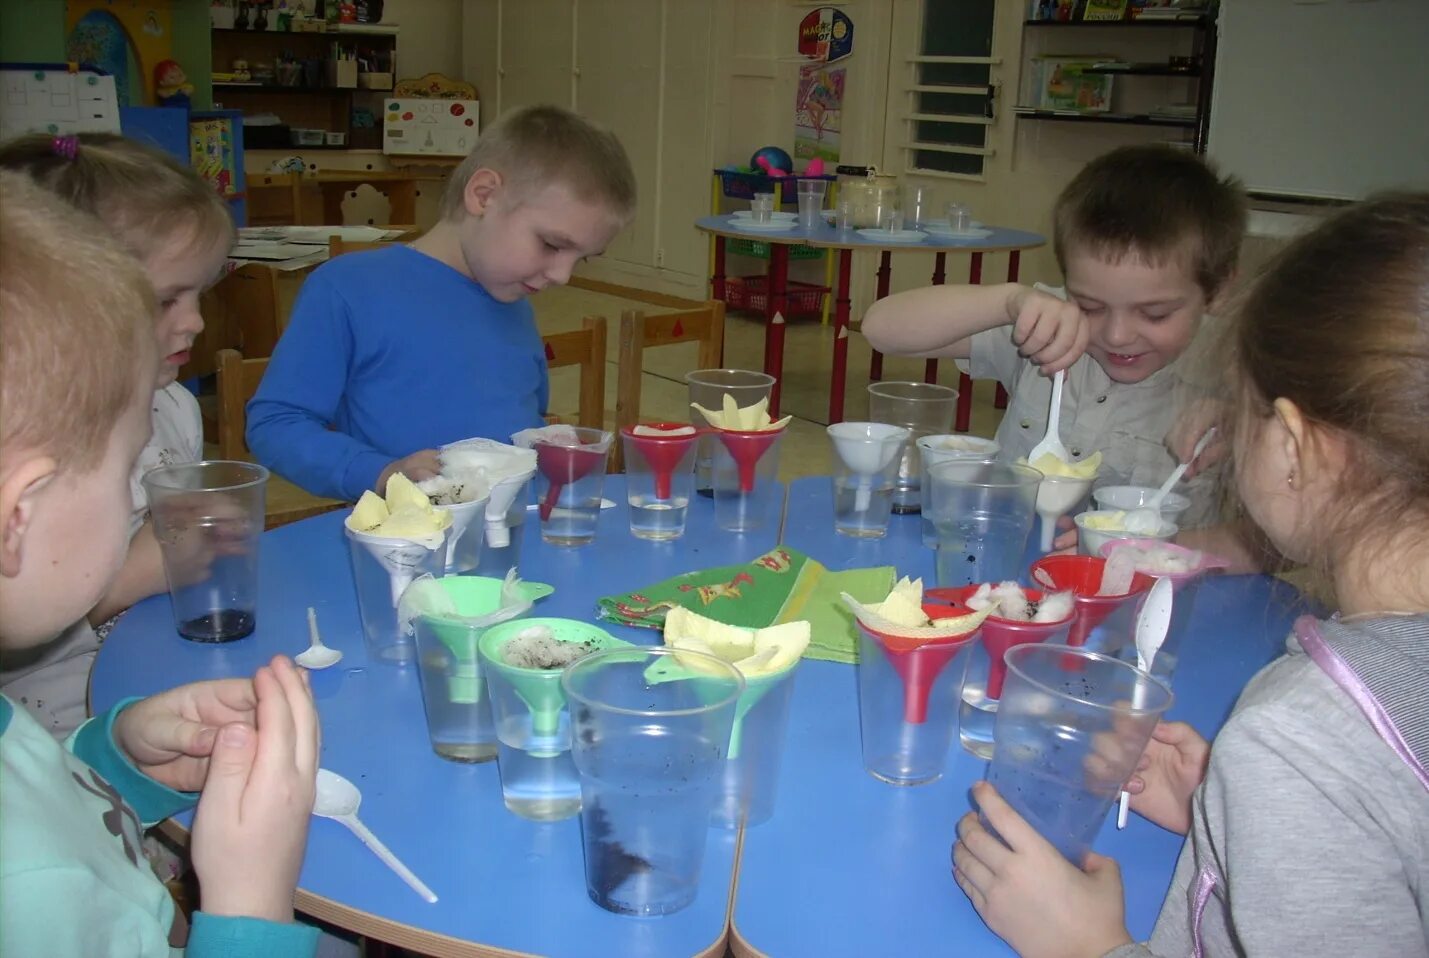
248, 105, 638, 501
0, 173, 320, 955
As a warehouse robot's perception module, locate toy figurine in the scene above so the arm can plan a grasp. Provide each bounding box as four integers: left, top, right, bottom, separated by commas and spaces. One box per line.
154, 60, 195, 108
254, 2, 269, 31
234, 1, 250, 29
232, 58, 251, 82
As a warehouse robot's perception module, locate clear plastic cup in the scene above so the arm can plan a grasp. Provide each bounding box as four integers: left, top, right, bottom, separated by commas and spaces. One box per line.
836, 200, 855, 232
712, 665, 800, 828
926, 461, 1041, 588
902, 184, 932, 228
916, 434, 1001, 547
621, 426, 699, 541
867, 382, 959, 513
855, 609, 979, 785
1098, 540, 1231, 680
827, 422, 910, 538
686, 369, 776, 495
143, 461, 268, 642
528, 426, 612, 547
479, 618, 630, 820
346, 527, 448, 663
945, 202, 972, 232
1092, 485, 1192, 523
797, 178, 828, 230
563, 647, 744, 916
986, 645, 1172, 863
711, 428, 783, 533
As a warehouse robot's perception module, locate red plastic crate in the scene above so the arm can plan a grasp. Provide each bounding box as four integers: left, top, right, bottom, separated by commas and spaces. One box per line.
725, 275, 828, 317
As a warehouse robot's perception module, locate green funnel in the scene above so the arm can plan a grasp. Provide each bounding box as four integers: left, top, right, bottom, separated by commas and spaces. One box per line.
399, 573, 554, 704
645, 652, 799, 760
480, 618, 630, 756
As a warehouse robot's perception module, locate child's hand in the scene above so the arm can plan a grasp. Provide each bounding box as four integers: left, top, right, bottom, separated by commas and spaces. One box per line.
1166, 399, 1227, 479
113, 676, 261, 793
191, 655, 319, 925
378, 449, 442, 494
1122, 721, 1210, 835
1005, 286, 1090, 376
953, 782, 1132, 958
1050, 515, 1079, 554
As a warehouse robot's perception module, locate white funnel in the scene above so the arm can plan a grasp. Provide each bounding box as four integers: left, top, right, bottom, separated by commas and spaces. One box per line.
438, 438, 538, 549
827, 422, 910, 511
346, 527, 447, 606
1034, 474, 1095, 551
418, 474, 492, 573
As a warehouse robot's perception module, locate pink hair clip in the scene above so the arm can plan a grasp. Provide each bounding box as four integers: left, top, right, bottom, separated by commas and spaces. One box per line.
51, 135, 79, 160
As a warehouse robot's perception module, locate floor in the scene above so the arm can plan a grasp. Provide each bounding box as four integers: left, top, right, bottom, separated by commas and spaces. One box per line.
528, 283, 1006, 480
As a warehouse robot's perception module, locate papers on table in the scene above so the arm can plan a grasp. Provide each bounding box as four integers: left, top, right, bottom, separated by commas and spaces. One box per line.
230, 225, 410, 270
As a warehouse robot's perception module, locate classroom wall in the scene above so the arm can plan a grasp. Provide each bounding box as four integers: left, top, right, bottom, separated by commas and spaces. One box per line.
384, 0, 464, 82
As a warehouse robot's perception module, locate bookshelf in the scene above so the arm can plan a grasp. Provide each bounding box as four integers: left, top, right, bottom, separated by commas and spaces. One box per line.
1016, 12, 1216, 152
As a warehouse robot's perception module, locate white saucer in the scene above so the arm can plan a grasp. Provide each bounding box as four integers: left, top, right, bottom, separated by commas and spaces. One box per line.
923, 226, 993, 240
857, 228, 929, 244
731, 210, 797, 221
921, 218, 984, 230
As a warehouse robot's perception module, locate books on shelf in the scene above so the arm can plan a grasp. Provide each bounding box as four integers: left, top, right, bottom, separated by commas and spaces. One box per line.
1026, 56, 1117, 112
1082, 0, 1129, 21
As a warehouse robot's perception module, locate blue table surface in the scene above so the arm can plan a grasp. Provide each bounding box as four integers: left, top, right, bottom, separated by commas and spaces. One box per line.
731, 479, 1310, 957
695, 213, 1046, 251
92, 477, 782, 958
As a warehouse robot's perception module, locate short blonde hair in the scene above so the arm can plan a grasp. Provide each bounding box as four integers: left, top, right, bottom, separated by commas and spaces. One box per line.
0, 171, 155, 470
440, 105, 636, 221
0, 132, 233, 261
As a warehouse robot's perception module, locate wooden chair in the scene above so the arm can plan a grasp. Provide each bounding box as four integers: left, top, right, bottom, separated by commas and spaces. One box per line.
328, 235, 396, 258
245, 173, 305, 226
611, 302, 725, 472
541, 316, 607, 431
215, 348, 346, 529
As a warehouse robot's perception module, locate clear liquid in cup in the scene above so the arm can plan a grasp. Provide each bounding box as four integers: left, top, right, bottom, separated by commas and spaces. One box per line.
958, 644, 998, 759
495, 713, 580, 821
985, 724, 1110, 863
833, 476, 895, 538
935, 515, 1029, 587
628, 495, 688, 541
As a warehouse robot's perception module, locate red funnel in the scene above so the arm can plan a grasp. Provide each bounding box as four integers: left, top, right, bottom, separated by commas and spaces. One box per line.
1029, 555, 1153, 647
621, 423, 699, 500
715, 427, 783, 494
535, 441, 607, 522
860, 602, 982, 724
926, 587, 1073, 699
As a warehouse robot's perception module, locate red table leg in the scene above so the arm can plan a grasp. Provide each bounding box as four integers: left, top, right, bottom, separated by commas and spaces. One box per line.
868, 250, 893, 381
925, 252, 946, 386
766, 243, 789, 418
995, 250, 1019, 410
828, 249, 853, 424
712, 235, 726, 302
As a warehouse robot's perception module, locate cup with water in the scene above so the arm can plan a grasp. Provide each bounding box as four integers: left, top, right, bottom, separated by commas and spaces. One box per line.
915, 434, 1001, 547
685, 369, 776, 495
866, 381, 959, 513
926, 460, 1041, 587
620, 424, 699, 540
984, 644, 1172, 863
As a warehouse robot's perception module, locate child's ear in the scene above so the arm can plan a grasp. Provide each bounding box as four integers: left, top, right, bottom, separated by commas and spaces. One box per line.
463, 168, 503, 218
0, 455, 57, 578
1273, 397, 1342, 493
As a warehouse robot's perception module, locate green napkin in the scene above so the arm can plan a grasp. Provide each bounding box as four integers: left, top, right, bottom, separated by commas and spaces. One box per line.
596, 545, 894, 664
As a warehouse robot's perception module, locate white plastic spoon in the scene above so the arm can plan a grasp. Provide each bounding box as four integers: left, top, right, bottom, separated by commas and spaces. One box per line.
1026, 369, 1070, 464
294, 607, 341, 670
1117, 577, 1174, 829
313, 768, 437, 903
1125, 427, 1219, 532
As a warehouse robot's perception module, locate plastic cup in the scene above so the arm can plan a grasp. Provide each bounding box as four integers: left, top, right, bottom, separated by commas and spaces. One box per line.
479, 618, 630, 820
1099, 540, 1231, 680
711, 428, 783, 533
945, 202, 972, 232
563, 647, 744, 916
986, 644, 1172, 863
529, 426, 612, 546
621, 425, 698, 541
346, 527, 448, 663
1074, 510, 1178, 558
797, 193, 823, 230
902, 184, 932, 228
867, 382, 959, 513
713, 665, 800, 828
916, 434, 1001, 546
827, 422, 910, 538
925, 461, 1041, 588
855, 604, 981, 785
686, 369, 776, 495
836, 200, 855, 232
1092, 485, 1192, 523
143, 461, 268, 643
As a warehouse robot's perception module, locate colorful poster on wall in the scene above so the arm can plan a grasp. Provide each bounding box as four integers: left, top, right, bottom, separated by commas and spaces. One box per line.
797, 7, 853, 63
65, 0, 173, 106
794, 63, 844, 162
384, 98, 480, 157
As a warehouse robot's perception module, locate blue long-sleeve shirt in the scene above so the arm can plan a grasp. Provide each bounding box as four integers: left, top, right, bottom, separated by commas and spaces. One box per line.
0, 696, 319, 956
247, 245, 549, 501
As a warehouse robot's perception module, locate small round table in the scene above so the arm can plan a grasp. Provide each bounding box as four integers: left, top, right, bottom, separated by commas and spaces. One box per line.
694, 215, 1046, 426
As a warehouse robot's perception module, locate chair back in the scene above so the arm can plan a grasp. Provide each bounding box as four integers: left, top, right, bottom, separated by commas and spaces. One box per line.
541, 316, 608, 431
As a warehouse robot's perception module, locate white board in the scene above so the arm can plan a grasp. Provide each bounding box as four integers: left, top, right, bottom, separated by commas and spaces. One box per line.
1208, 0, 1429, 201
0, 66, 120, 143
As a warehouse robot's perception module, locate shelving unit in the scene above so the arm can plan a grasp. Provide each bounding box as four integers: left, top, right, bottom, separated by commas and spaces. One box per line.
209, 25, 397, 151
1015, 13, 1216, 152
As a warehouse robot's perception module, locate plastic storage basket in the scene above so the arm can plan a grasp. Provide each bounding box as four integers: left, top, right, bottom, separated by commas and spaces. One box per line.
725, 276, 828, 318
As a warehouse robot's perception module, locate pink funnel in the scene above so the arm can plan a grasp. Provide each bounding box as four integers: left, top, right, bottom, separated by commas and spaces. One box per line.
621, 423, 699, 500
535, 442, 606, 522
860, 602, 983, 724
1029, 555, 1154, 648
926, 587, 1073, 699
714, 427, 783, 494
1098, 540, 1231, 595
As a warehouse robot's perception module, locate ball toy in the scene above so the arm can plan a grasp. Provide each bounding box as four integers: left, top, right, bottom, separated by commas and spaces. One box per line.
750, 146, 794, 176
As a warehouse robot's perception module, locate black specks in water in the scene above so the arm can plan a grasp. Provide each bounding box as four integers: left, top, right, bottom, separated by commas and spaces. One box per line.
585, 803, 653, 902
